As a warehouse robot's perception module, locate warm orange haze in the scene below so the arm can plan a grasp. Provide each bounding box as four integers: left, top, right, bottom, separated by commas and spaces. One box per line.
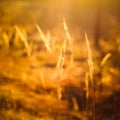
0, 0, 120, 120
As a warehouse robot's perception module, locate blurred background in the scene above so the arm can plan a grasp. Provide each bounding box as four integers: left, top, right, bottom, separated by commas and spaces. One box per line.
0, 0, 120, 120
0, 0, 120, 37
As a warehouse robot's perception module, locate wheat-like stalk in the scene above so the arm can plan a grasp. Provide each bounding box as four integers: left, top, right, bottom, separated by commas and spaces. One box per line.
85, 32, 94, 83
55, 19, 73, 99
56, 38, 67, 100
85, 73, 89, 99
85, 72, 90, 114
56, 38, 67, 79
63, 19, 74, 67
2, 32, 9, 48
100, 53, 112, 66
63, 19, 73, 46
35, 24, 52, 52
15, 25, 31, 56
85, 33, 95, 120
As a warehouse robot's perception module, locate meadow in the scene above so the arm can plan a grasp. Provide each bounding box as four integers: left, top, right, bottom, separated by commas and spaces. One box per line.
0, 0, 120, 120
0, 19, 120, 120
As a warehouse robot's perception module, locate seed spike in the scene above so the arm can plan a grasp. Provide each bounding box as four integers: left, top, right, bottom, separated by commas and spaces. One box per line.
85, 32, 94, 82
36, 24, 52, 52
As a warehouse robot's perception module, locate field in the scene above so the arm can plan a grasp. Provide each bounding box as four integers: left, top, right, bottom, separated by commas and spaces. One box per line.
0, 0, 120, 120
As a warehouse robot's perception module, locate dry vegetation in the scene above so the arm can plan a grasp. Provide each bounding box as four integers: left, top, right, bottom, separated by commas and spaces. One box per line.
0, 19, 120, 120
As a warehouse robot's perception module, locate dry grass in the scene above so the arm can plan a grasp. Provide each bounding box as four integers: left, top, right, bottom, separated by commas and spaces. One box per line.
0, 21, 119, 120
100, 53, 112, 66
85, 33, 94, 82
63, 18, 74, 68
85, 33, 95, 120
55, 19, 74, 100
35, 24, 52, 52
15, 25, 31, 56
56, 38, 67, 80
2, 32, 10, 48
85, 73, 89, 99
55, 37, 67, 99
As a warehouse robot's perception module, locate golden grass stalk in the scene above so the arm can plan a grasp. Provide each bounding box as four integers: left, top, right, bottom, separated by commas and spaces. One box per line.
63, 19, 73, 46
85, 33, 94, 83
85, 33, 95, 120
56, 38, 67, 79
100, 53, 112, 66
15, 25, 31, 56
85, 72, 90, 114
55, 19, 73, 99
85, 73, 89, 99
56, 38, 67, 100
63, 18, 74, 67
2, 32, 9, 48
35, 24, 52, 52
56, 19, 73, 79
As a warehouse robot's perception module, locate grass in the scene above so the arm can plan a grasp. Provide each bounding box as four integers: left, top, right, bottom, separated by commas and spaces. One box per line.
0, 20, 120, 120
85, 33, 95, 120
36, 24, 52, 53
15, 25, 31, 56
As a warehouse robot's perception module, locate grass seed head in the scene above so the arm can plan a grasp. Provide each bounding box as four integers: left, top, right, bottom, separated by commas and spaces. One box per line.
2, 32, 10, 48
36, 24, 52, 52
15, 25, 31, 56
56, 38, 67, 80
100, 53, 112, 66
63, 18, 74, 68
85, 32, 94, 82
